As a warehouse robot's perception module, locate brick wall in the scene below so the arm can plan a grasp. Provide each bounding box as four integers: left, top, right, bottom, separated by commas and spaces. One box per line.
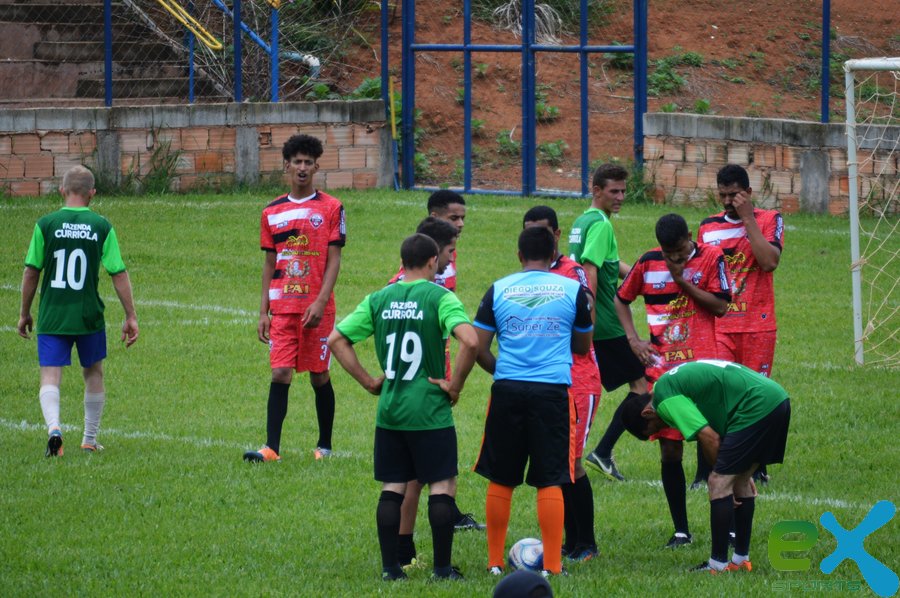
0, 101, 391, 196
644, 113, 900, 215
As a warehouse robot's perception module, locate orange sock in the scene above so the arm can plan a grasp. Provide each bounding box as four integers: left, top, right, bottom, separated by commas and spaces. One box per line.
486, 482, 514, 567
537, 486, 565, 573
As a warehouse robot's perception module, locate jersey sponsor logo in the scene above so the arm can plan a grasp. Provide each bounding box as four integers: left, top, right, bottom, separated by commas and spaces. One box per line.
568, 228, 582, 245
648, 309, 697, 327
504, 315, 562, 337
725, 251, 747, 267
285, 234, 310, 247
726, 301, 749, 313
285, 260, 310, 278
283, 283, 310, 295
662, 322, 690, 344
55, 223, 98, 241
503, 283, 566, 308
309, 213, 324, 229
691, 270, 703, 285
668, 295, 689, 310
382, 301, 424, 320
663, 348, 694, 362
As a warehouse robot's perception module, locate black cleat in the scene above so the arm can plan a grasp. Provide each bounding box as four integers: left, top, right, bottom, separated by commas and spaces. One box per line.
665, 532, 693, 549
455, 512, 486, 531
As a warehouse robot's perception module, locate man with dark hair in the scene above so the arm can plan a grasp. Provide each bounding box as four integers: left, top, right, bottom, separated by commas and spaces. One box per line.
523, 205, 602, 562
245, 134, 345, 463
614, 213, 730, 548
328, 233, 479, 582
695, 163, 785, 487
620, 360, 791, 574
569, 163, 648, 483
474, 226, 594, 577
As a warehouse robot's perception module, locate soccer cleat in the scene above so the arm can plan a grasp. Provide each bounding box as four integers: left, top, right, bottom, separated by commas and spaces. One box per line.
313, 447, 332, 460
689, 477, 706, 490
664, 532, 693, 549
725, 560, 753, 572
430, 566, 464, 581
585, 451, 625, 481
566, 544, 599, 562
690, 561, 720, 574
243, 446, 281, 463
46, 429, 63, 457
753, 469, 770, 485
80, 443, 104, 453
541, 568, 569, 578
487, 566, 504, 576
454, 513, 486, 531
381, 568, 408, 582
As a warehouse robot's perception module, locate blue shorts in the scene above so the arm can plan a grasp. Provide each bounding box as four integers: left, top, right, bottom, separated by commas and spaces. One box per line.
38, 330, 107, 368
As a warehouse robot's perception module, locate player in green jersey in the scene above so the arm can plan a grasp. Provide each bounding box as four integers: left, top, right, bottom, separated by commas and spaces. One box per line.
620, 360, 791, 574
17, 166, 139, 457
328, 233, 479, 582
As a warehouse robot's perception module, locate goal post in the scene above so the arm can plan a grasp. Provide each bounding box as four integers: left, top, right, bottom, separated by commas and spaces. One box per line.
843, 57, 900, 366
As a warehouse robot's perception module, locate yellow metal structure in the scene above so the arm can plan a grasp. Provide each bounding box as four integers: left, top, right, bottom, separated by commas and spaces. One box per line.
155, 0, 224, 51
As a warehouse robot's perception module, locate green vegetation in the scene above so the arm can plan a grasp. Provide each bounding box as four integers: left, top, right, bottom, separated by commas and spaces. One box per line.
1, 191, 897, 596
536, 139, 568, 165
496, 129, 521, 157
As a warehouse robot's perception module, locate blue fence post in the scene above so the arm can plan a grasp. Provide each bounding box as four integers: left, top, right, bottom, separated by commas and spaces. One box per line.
400, 0, 416, 189
633, 0, 648, 166
271, 5, 279, 102
821, 0, 831, 123
579, 0, 590, 195
463, 0, 472, 192
521, 0, 536, 195
234, 0, 242, 102
104, 0, 112, 106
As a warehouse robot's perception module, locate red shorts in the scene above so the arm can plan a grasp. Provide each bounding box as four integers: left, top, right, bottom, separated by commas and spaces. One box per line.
570, 391, 599, 459
269, 312, 335, 373
716, 330, 776, 377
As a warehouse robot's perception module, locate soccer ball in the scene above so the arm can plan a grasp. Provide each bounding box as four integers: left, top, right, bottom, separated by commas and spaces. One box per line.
508, 537, 544, 571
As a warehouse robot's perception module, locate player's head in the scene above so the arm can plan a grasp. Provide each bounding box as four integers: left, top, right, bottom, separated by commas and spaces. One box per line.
522, 205, 561, 255
416, 216, 459, 275
427, 190, 466, 234
620, 392, 666, 441
716, 164, 752, 218
518, 226, 555, 265
655, 213, 694, 265
493, 569, 553, 598
282, 135, 323, 192
591, 163, 628, 215
400, 233, 439, 273
60, 166, 96, 202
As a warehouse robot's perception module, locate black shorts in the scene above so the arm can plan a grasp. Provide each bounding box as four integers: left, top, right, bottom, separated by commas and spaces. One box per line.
593, 336, 646, 392
714, 399, 791, 475
374, 426, 458, 484
474, 380, 573, 488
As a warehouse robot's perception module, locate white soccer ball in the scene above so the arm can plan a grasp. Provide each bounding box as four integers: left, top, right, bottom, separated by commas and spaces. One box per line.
508, 537, 544, 571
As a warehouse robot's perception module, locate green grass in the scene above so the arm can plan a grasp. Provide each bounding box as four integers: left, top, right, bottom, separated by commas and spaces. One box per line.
1, 190, 898, 596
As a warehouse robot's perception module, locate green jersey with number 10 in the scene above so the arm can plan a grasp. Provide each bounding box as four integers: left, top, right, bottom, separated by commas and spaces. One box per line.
336, 279, 470, 431
24, 207, 126, 335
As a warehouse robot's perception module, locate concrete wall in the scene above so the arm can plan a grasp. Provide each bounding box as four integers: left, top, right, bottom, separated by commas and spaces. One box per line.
643, 113, 900, 215
0, 101, 392, 196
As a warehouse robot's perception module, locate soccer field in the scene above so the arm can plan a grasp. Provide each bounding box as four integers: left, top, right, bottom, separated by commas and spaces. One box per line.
1, 189, 897, 597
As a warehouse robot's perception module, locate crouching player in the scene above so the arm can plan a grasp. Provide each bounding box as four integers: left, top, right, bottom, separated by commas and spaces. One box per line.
621, 360, 791, 573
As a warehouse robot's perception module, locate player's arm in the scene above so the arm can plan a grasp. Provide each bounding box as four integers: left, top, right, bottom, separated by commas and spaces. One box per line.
111, 271, 139, 347
733, 193, 781, 272
431, 322, 479, 406
571, 286, 593, 355
615, 294, 655, 365
258, 251, 276, 342
304, 244, 342, 328
618, 260, 632, 280
327, 329, 383, 396
695, 425, 721, 466
474, 327, 496, 374
17, 266, 40, 339
666, 256, 728, 317
581, 260, 599, 295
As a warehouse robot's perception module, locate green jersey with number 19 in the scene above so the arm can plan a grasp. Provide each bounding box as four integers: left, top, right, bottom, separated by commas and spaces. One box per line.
24, 207, 126, 335
336, 279, 470, 431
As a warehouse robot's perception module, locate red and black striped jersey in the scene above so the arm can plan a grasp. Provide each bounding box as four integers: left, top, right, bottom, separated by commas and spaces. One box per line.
699, 209, 783, 332
389, 249, 457, 292
261, 190, 345, 315
551, 254, 602, 395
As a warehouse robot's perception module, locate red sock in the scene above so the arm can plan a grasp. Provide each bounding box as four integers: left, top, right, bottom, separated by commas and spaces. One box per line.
486, 482, 514, 567
537, 486, 565, 573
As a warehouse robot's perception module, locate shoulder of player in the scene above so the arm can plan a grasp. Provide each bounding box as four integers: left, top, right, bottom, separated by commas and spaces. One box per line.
636, 248, 664, 265
264, 193, 291, 210
314, 190, 344, 207
694, 242, 724, 260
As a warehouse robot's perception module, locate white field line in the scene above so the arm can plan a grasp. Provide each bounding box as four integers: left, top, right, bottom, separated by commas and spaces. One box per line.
628, 479, 864, 510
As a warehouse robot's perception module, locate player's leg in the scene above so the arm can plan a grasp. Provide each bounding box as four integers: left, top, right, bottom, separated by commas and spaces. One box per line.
729, 468, 757, 571
659, 437, 692, 548
374, 427, 412, 581
37, 334, 73, 457
306, 314, 336, 458
420, 427, 462, 580
741, 331, 778, 484
76, 329, 107, 451
309, 370, 335, 457
563, 391, 598, 560
398, 480, 422, 568
700, 470, 737, 572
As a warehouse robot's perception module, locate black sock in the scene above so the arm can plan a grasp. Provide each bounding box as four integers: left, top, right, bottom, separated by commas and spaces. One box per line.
313, 380, 335, 450
265, 382, 290, 454
594, 393, 637, 458
428, 494, 456, 570
710, 495, 733, 563
693, 443, 712, 483
733, 496, 755, 556
561, 482, 577, 552
397, 533, 416, 564
573, 474, 597, 547
377, 491, 405, 570
661, 461, 689, 534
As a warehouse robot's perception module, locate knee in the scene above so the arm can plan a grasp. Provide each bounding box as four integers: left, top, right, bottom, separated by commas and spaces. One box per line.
659, 439, 683, 462
310, 371, 330, 387
271, 368, 293, 384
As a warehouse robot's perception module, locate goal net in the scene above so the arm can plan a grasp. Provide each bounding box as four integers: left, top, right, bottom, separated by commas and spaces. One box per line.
844, 58, 900, 367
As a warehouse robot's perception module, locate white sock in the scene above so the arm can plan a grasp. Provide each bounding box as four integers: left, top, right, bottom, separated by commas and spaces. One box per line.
39, 385, 61, 433
83, 391, 106, 446
709, 558, 728, 571
732, 553, 749, 565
